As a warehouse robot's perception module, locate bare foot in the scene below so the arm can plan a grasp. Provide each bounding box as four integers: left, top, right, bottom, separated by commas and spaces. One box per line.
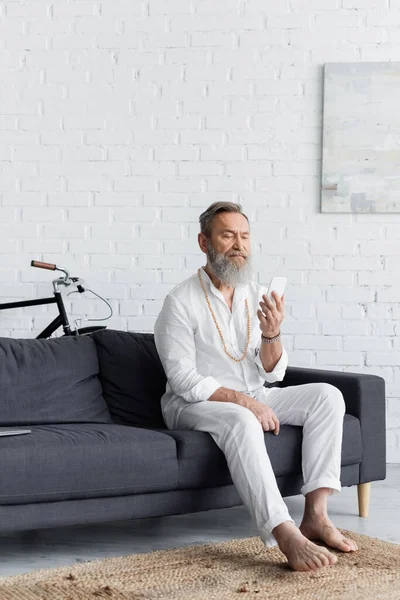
273, 521, 338, 572
300, 515, 358, 552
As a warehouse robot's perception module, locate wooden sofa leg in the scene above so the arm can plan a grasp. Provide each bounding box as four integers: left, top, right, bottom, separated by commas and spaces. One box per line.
357, 482, 371, 517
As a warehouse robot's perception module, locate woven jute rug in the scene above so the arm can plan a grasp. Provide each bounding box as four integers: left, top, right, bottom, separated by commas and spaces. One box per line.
0, 529, 399, 600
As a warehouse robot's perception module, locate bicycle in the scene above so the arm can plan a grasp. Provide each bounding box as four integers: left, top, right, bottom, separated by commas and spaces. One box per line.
0, 260, 112, 338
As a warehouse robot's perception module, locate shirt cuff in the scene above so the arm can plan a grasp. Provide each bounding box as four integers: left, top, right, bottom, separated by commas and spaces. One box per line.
254, 343, 288, 383
180, 376, 222, 403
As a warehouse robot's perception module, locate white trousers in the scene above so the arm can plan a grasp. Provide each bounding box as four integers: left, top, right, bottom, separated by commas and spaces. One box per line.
168, 382, 346, 548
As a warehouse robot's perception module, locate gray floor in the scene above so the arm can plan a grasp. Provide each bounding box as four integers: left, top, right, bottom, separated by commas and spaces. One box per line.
0, 465, 399, 578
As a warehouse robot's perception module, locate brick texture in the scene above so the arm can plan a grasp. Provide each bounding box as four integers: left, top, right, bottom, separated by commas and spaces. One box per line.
0, 0, 399, 461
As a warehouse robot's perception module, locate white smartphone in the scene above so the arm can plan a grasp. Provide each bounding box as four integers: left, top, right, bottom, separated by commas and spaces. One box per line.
266, 276, 287, 305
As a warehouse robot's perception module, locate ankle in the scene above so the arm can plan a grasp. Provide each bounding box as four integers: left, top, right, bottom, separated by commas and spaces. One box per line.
272, 521, 301, 548
302, 508, 329, 522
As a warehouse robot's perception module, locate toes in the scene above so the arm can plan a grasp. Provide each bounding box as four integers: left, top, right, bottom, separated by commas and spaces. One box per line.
323, 550, 337, 566
339, 538, 356, 552
305, 559, 318, 572
343, 537, 358, 551
339, 542, 352, 552
319, 553, 330, 567
313, 556, 325, 569
321, 546, 335, 559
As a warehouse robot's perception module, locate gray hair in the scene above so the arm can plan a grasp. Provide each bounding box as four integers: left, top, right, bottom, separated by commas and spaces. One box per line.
199, 201, 249, 239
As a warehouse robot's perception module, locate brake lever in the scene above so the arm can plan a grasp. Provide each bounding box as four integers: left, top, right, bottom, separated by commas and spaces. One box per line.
69, 277, 85, 293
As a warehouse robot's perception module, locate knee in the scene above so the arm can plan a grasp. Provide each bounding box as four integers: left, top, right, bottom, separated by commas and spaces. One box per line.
317, 383, 346, 416
229, 405, 263, 434
216, 406, 264, 449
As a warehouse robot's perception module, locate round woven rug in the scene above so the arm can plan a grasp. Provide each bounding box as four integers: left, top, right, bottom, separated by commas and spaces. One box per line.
0, 529, 398, 600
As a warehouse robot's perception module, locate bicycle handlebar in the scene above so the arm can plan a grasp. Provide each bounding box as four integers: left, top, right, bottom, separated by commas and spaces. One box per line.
31, 260, 57, 271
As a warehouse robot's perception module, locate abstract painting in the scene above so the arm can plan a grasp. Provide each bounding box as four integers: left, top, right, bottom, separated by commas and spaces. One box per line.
321, 62, 400, 213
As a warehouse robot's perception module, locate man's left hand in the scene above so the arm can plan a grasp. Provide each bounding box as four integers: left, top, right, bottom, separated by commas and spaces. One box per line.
257, 291, 284, 338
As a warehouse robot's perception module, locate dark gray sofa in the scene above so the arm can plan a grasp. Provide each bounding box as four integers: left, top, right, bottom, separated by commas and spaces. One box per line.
0, 329, 386, 534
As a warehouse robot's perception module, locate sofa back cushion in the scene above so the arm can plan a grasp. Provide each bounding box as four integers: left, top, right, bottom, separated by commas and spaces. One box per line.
0, 335, 112, 425
91, 329, 166, 428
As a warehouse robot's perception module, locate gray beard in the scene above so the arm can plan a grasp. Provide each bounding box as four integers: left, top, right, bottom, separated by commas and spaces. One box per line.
206, 243, 254, 288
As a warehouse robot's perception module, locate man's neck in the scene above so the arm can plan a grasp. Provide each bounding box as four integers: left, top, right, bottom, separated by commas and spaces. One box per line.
203, 265, 234, 296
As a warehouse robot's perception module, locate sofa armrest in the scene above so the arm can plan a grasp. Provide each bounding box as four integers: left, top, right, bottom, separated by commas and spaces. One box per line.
280, 366, 386, 485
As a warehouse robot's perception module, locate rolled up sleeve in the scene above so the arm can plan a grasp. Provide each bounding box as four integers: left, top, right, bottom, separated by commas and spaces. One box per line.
154, 294, 221, 403
253, 341, 288, 383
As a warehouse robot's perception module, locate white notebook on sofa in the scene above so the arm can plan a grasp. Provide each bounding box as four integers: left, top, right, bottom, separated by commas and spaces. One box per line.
0, 428, 32, 436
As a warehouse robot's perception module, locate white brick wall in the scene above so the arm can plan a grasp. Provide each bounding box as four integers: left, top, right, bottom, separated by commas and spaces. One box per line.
1, 0, 400, 462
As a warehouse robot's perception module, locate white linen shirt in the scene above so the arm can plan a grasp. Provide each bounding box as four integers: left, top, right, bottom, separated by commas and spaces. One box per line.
154, 267, 288, 429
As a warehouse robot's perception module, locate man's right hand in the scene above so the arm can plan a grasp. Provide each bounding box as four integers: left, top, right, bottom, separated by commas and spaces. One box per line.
236, 393, 280, 435
208, 387, 280, 435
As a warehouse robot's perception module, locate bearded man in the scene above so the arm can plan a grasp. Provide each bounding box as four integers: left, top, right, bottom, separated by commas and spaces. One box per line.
154, 201, 357, 572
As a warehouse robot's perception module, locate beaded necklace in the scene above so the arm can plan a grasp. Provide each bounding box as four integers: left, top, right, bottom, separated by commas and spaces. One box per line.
197, 268, 251, 363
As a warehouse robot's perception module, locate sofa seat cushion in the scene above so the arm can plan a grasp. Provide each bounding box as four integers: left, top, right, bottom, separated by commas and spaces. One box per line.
155, 414, 362, 490
0, 336, 112, 425
0, 424, 178, 505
